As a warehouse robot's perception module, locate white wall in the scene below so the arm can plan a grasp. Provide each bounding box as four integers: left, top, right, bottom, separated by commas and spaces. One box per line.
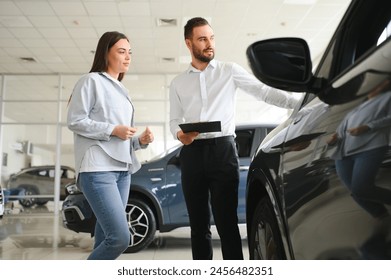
0, 73, 293, 187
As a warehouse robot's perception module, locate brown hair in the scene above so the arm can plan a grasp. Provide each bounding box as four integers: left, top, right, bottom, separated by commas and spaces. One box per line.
184, 17, 210, 40
90, 31, 129, 81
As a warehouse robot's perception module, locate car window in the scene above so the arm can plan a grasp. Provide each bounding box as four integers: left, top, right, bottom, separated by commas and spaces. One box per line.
266, 127, 275, 135
235, 129, 255, 158
49, 169, 55, 178
38, 170, 47, 177
148, 144, 182, 162
62, 169, 75, 179
378, 20, 391, 45
316, 1, 391, 81
167, 153, 180, 166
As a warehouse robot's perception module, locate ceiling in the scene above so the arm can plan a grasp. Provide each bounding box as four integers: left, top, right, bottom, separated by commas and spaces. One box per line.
0, 0, 353, 160
0, 0, 352, 75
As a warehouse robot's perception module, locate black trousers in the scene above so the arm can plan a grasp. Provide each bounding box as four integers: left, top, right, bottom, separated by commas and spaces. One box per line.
180, 136, 244, 260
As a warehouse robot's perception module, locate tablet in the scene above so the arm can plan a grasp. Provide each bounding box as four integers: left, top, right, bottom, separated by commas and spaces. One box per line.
179, 121, 222, 133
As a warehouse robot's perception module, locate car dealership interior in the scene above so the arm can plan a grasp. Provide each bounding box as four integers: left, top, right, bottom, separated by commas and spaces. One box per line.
0, 0, 363, 260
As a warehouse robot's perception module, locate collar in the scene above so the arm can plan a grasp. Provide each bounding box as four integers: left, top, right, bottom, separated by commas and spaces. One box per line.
186, 59, 216, 74
100, 72, 119, 83
99, 72, 129, 96
100, 72, 126, 88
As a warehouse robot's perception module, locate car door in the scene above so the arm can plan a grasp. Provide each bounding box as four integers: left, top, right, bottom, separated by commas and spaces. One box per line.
34, 168, 52, 196
165, 147, 188, 226
280, 1, 391, 259
236, 126, 271, 222
245, 0, 391, 260
165, 126, 269, 225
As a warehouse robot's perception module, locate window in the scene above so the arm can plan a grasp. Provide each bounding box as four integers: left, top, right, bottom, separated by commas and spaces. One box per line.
378, 20, 391, 45
37, 170, 47, 177
235, 129, 254, 158
316, 1, 391, 81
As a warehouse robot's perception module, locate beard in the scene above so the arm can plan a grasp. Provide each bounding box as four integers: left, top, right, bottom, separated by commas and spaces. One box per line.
193, 46, 214, 63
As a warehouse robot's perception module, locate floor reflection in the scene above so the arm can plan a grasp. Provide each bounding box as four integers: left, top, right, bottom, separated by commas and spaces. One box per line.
0, 202, 248, 260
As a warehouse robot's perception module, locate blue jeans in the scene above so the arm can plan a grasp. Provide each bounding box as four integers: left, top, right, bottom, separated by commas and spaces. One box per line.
335, 146, 391, 218
79, 171, 130, 260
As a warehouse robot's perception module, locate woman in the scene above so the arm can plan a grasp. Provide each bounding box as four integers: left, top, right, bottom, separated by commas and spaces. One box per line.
328, 79, 391, 219
67, 31, 154, 260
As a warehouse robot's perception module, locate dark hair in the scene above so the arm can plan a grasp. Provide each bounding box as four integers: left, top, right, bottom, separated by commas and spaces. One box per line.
184, 17, 210, 40
90, 31, 129, 81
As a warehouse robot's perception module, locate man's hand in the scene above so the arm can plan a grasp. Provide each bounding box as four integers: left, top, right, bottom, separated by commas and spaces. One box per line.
139, 127, 154, 145
177, 130, 199, 145
112, 125, 137, 140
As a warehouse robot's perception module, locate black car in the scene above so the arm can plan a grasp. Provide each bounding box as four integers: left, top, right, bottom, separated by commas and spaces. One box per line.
245, 0, 391, 259
62, 123, 276, 253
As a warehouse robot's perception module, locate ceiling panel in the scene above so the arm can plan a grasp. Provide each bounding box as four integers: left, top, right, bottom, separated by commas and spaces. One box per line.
0, 0, 352, 132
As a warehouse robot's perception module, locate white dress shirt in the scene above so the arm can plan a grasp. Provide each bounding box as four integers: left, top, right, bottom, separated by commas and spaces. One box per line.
169, 59, 299, 139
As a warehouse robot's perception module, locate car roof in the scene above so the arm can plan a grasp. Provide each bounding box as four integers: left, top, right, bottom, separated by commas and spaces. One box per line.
17, 165, 75, 173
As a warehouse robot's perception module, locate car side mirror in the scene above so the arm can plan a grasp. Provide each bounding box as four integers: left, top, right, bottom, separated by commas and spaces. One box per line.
246, 37, 313, 92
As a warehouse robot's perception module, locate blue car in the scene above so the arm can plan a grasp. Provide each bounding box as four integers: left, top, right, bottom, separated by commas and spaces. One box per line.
62, 123, 276, 253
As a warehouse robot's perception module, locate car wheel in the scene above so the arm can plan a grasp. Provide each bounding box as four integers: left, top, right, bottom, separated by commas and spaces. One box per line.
123, 198, 156, 253
18, 186, 37, 208
249, 197, 285, 259
36, 200, 49, 206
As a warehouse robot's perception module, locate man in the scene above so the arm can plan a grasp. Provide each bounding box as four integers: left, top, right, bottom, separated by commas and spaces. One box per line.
169, 17, 299, 260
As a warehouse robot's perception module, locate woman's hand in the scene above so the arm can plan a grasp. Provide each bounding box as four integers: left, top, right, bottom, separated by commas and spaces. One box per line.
112, 125, 137, 140
347, 125, 370, 136
139, 127, 154, 145
326, 132, 338, 145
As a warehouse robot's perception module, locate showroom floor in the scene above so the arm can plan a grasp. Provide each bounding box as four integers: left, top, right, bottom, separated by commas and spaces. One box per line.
0, 201, 249, 260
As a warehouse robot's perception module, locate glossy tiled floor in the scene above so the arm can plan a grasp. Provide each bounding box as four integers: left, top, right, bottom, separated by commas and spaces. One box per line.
0, 201, 249, 260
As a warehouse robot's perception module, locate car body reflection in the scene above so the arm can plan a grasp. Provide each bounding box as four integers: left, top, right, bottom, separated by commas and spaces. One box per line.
245, 0, 391, 259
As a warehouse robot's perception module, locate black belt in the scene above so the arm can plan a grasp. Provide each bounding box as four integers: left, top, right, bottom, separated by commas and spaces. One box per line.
191, 135, 234, 146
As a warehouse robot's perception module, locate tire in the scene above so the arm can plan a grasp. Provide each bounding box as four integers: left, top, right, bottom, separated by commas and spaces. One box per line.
123, 198, 156, 253
18, 186, 38, 208
249, 197, 285, 259
36, 200, 49, 206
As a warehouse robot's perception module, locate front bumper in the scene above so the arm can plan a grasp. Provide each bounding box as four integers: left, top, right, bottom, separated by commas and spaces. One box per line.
61, 193, 95, 234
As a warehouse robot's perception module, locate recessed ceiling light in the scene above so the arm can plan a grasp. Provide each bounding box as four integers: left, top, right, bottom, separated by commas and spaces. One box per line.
156, 18, 177, 27
19, 57, 37, 63
160, 57, 176, 63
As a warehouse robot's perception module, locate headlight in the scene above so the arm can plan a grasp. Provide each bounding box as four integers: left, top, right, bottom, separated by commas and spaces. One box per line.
66, 184, 82, 195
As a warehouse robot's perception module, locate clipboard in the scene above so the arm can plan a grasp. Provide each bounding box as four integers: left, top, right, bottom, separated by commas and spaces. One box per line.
179, 121, 222, 133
